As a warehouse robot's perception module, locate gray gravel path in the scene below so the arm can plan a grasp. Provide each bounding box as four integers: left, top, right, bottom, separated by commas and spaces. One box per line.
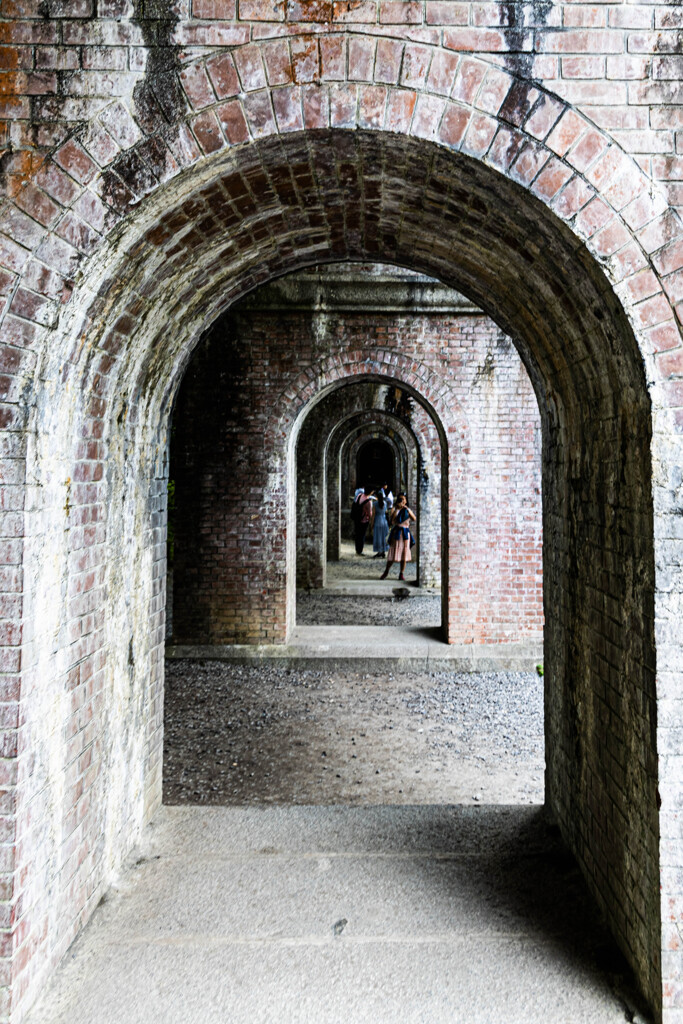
326, 541, 419, 582
297, 591, 440, 626
163, 663, 544, 806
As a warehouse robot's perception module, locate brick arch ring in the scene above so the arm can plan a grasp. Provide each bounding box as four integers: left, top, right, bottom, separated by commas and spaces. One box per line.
271, 350, 464, 448
3, 39, 682, 417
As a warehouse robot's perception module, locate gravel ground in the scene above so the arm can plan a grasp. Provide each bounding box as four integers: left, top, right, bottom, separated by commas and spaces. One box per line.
297, 591, 441, 626
163, 663, 544, 806
325, 541, 419, 582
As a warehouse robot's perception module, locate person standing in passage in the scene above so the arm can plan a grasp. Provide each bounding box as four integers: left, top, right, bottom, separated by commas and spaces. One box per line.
372, 486, 390, 558
380, 492, 416, 580
351, 487, 374, 555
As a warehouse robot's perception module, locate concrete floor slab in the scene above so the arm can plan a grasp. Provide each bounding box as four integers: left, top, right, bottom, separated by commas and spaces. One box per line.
167, 626, 543, 672
25, 805, 649, 1024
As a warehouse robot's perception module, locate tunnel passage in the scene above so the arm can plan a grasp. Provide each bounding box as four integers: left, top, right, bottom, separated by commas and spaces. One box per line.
357, 439, 394, 493
294, 379, 432, 592
23, 129, 660, 1022
170, 262, 542, 641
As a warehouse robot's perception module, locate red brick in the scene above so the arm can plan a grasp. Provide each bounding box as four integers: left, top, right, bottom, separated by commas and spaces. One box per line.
262, 38, 293, 85
575, 196, 613, 237
660, 268, 683, 307
543, 29, 623, 53
552, 176, 593, 219
633, 293, 674, 328
384, 87, 416, 132
561, 55, 605, 76
412, 92, 445, 139
239, 0, 282, 18
358, 85, 387, 129
399, 43, 432, 88
330, 83, 357, 128
444, 28, 512, 52
206, 52, 240, 99
14, 185, 61, 227
243, 90, 277, 136
192, 110, 226, 154
291, 35, 319, 83
510, 142, 549, 186
54, 140, 97, 185
657, 348, 683, 377
461, 111, 497, 157
287, 0, 331, 18
193, 0, 236, 17
180, 63, 216, 109
524, 94, 564, 140
332, 1, 374, 21
234, 43, 268, 91
563, 9, 605, 29
488, 126, 525, 171
302, 83, 329, 128
451, 57, 486, 105
567, 128, 609, 173
636, 209, 682, 254
348, 35, 376, 82
531, 157, 573, 201
476, 68, 512, 116
653, 239, 683, 278
426, 2, 468, 25
647, 321, 682, 354
547, 109, 590, 157
320, 34, 345, 81
375, 37, 404, 86
438, 103, 470, 149
273, 85, 304, 132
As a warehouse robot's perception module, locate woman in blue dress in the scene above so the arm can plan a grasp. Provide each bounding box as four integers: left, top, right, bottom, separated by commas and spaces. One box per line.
380, 493, 416, 581
372, 487, 390, 557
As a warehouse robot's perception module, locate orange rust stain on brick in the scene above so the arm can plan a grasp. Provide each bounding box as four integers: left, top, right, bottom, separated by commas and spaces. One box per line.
333, 0, 366, 15
291, 0, 333, 20
291, 35, 319, 82
0, 47, 20, 70
0, 71, 24, 96
3, 150, 44, 197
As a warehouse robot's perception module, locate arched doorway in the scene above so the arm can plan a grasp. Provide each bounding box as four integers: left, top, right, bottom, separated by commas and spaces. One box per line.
17, 124, 669, 1021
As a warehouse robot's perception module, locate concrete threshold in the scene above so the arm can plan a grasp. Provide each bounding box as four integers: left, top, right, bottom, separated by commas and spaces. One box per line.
166, 626, 543, 672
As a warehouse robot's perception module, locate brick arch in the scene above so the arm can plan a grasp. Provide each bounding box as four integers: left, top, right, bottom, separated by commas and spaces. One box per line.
286, 362, 454, 633
4, 102, 681, 1024
307, 392, 440, 590
337, 414, 413, 496
272, 348, 463, 443
2, 42, 682, 416
296, 399, 413, 587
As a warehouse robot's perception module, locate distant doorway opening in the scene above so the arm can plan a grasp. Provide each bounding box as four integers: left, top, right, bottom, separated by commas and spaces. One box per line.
357, 439, 395, 494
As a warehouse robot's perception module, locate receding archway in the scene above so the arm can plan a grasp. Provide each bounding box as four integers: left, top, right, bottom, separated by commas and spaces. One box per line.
22, 128, 661, 1020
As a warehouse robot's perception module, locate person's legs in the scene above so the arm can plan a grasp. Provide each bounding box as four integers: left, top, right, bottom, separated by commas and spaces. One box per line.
399, 555, 407, 580
355, 522, 365, 555
380, 560, 394, 580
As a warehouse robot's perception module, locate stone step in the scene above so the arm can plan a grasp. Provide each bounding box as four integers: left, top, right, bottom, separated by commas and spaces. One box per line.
167, 625, 543, 673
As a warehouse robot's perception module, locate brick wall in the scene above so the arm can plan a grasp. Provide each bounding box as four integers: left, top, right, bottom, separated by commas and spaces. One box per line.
0, 4, 681, 1020
171, 266, 543, 646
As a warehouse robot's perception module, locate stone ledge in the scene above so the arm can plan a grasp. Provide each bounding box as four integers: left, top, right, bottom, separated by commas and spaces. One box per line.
166, 625, 544, 673
237, 262, 480, 314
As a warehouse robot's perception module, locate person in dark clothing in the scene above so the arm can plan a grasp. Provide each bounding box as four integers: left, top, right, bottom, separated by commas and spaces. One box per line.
350, 487, 374, 555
